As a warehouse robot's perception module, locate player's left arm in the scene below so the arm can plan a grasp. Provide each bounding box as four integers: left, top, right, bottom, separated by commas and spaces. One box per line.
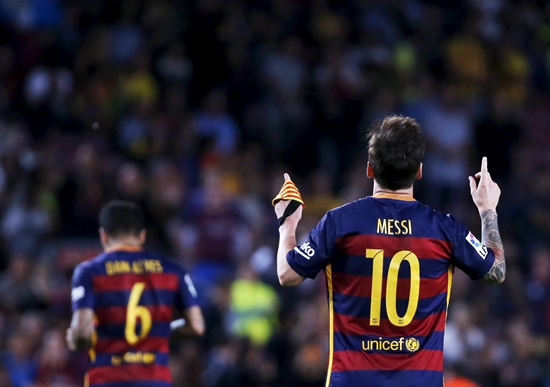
469, 157, 506, 284
171, 306, 205, 336
480, 209, 506, 284
67, 308, 95, 351
173, 270, 205, 336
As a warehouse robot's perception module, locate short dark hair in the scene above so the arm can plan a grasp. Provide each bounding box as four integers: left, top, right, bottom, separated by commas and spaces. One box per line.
367, 115, 425, 190
99, 200, 145, 238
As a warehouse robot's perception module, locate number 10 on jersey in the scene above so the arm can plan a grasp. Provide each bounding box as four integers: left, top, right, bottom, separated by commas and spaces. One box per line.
366, 249, 420, 327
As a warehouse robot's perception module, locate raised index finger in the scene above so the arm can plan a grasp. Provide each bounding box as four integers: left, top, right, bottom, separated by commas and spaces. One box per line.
481, 157, 488, 175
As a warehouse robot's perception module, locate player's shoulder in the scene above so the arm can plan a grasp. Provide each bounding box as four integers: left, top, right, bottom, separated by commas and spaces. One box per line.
74, 252, 107, 273
326, 197, 370, 220
71, 252, 109, 281
422, 204, 469, 239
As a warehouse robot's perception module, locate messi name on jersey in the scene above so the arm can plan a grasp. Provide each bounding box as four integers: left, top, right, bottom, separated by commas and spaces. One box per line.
376, 218, 412, 235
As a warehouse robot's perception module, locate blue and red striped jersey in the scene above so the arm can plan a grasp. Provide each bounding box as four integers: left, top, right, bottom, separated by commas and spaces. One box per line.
71, 246, 199, 387
287, 194, 495, 387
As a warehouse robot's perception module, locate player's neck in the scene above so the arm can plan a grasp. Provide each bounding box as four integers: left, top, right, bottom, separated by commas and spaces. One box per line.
372, 182, 414, 198
103, 238, 143, 252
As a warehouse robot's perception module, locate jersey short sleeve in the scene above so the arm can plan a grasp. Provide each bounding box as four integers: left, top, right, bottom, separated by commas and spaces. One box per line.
174, 265, 200, 310
448, 215, 496, 280
286, 211, 337, 279
71, 262, 94, 310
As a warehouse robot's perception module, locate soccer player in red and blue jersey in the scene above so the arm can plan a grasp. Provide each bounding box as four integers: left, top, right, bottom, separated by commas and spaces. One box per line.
66, 200, 204, 387
274, 116, 505, 387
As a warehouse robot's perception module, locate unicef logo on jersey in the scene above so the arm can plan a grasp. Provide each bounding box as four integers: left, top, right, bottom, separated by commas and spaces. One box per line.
405, 337, 420, 353
361, 336, 421, 353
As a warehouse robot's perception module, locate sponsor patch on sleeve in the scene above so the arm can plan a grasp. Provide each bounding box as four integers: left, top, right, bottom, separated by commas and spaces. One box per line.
71, 286, 85, 302
184, 274, 198, 298
294, 241, 315, 260
465, 232, 488, 259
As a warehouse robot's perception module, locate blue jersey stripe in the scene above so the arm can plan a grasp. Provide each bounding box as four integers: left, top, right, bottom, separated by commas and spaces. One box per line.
95, 289, 177, 308
332, 291, 448, 320
333, 331, 444, 353
90, 382, 172, 387
331, 254, 450, 279
97, 325, 171, 340
90, 352, 169, 368
328, 369, 443, 387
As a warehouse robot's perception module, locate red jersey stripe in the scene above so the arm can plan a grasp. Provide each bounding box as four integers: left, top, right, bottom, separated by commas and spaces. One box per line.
92, 273, 179, 292
332, 271, 449, 300
95, 305, 173, 325
333, 311, 447, 337
332, 349, 443, 372
89, 364, 171, 383
336, 235, 452, 259
95, 336, 169, 354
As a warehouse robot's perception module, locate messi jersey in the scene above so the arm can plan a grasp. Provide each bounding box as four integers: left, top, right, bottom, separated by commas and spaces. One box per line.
287, 194, 495, 387
71, 246, 199, 387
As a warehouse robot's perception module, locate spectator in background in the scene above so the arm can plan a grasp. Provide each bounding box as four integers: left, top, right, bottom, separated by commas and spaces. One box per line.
194, 89, 239, 157
35, 329, 80, 387
262, 36, 309, 157
526, 246, 550, 335
229, 262, 279, 346
57, 143, 107, 237
117, 101, 152, 161
422, 83, 473, 211
0, 254, 48, 312
445, 365, 481, 387
0, 364, 12, 387
1, 177, 51, 255
172, 166, 251, 304
444, 302, 486, 369
1, 331, 37, 387
445, 20, 488, 100
475, 93, 521, 186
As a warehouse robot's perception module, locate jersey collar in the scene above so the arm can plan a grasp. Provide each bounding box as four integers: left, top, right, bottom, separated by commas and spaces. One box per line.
372, 193, 416, 202
104, 245, 143, 253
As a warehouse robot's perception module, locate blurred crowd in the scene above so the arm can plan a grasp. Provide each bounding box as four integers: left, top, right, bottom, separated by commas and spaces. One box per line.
0, 0, 549, 386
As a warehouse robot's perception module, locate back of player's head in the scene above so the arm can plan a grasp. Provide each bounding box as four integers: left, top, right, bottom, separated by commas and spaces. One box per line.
368, 115, 425, 190
99, 200, 145, 238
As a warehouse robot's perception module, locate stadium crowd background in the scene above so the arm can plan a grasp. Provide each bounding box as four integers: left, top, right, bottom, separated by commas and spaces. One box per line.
0, 0, 549, 386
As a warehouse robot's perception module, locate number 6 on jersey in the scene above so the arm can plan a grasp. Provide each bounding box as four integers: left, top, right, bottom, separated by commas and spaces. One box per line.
366, 249, 420, 327
125, 282, 152, 344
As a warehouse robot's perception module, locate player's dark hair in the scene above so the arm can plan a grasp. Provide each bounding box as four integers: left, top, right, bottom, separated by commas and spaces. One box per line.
368, 115, 425, 190
99, 200, 145, 238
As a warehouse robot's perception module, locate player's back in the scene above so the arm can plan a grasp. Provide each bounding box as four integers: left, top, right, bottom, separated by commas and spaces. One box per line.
74, 247, 196, 387
318, 194, 493, 387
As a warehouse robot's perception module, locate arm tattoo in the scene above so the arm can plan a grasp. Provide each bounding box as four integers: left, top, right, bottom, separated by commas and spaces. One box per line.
481, 210, 506, 284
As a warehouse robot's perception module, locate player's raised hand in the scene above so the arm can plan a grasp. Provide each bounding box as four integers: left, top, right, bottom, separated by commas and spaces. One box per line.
274, 173, 303, 227
469, 157, 501, 214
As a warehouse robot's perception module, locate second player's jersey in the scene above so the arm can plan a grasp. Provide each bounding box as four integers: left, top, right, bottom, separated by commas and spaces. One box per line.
287, 194, 495, 387
71, 246, 199, 387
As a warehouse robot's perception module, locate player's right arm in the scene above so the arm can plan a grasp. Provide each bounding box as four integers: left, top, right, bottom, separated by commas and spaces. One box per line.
274, 174, 306, 286
67, 263, 96, 350
67, 308, 95, 350
469, 157, 506, 284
